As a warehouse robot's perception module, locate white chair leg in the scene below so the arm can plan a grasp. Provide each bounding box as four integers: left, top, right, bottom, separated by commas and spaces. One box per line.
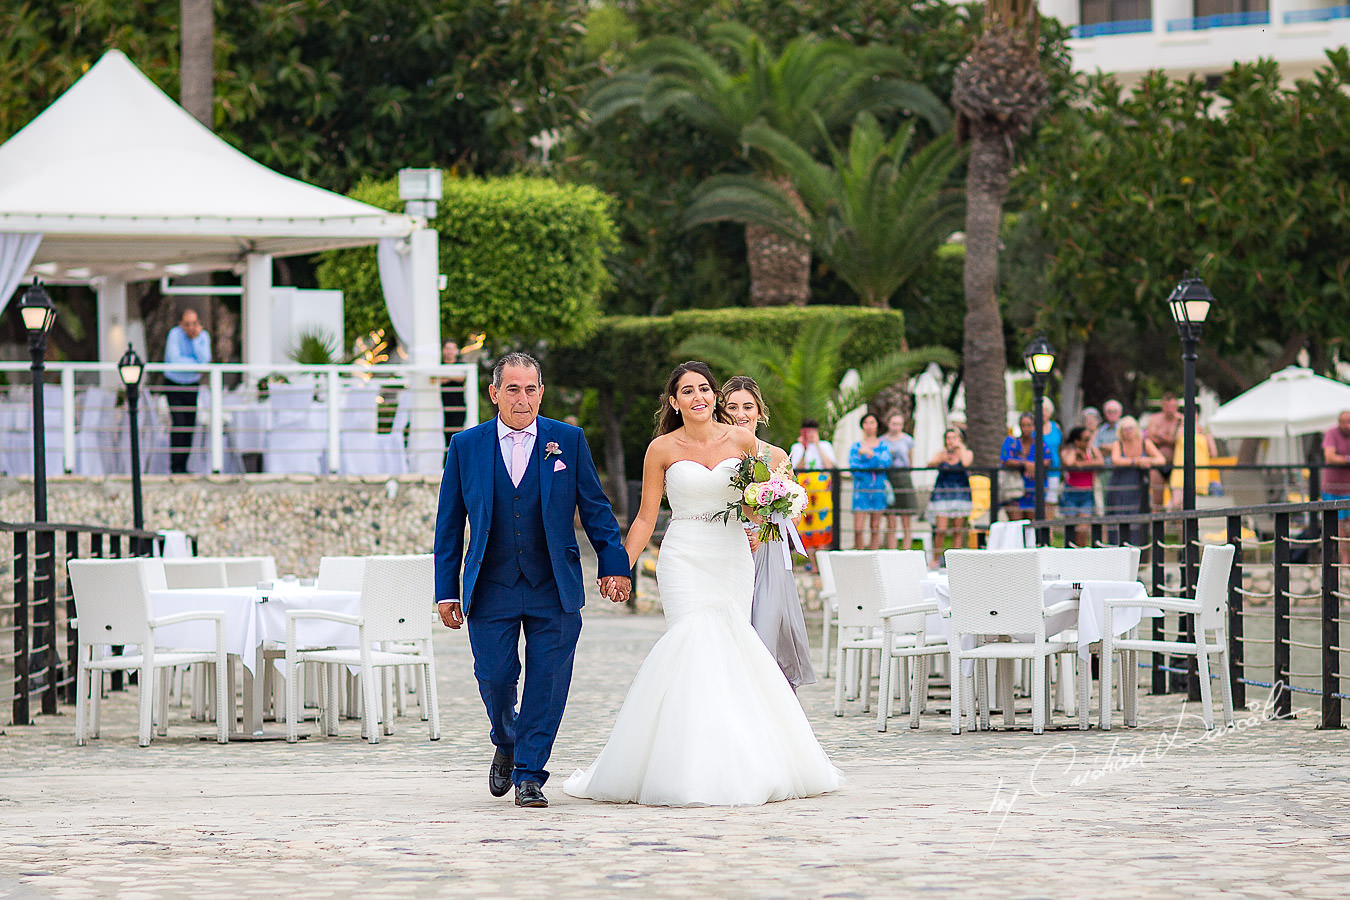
363, 671, 382, 744
950, 653, 963, 734
423, 658, 441, 741
833, 646, 848, 716
1101, 631, 1115, 731
137, 666, 155, 747
1078, 653, 1091, 730
876, 642, 893, 732
1195, 636, 1215, 730
861, 650, 873, 714
821, 603, 833, 677
1216, 632, 1235, 727
327, 664, 341, 736
156, 670, 170, 736
910, 654, 928, 730
286, 655, 301, 742
1032, 656, 1046, 735
382, 668, 395, 736
75, 662, 90, 746
90, 670, 103, 738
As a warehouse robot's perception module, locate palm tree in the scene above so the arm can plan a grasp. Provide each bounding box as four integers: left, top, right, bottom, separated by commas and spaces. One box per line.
952, 0, 1049, 466
586, 23, 948, 306
682, 112, 965, 311
180, 0, 214, 128
676, 319, 956, 448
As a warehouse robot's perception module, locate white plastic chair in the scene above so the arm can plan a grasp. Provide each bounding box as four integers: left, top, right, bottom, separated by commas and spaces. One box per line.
68, 558, 229, 746
829, 551, 887, 715
337, 384, 385, 475
1037, 546, 1140, 721
75, 388, 119, 476
285, 554, 440, 743
874, 550, 948, 731
265, 382, 326, 475
1102, 543, 1236, 731
162, 559, 229, 589
945, 549, 1078, 734
376, 388, 412, 475
317, 555, 367, 589
817, 550, 838, 677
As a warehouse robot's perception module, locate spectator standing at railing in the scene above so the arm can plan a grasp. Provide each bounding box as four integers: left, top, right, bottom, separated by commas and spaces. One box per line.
925, 427, 973, 569
789, 419, 836, 567
162, 308, 211, 474
440, 340, 467, 452
880, 410, 918, 551
1096, 399, 1124, 463
1060, 425, 1104, 545
1146, 392, 1182, 509
1321, 410, 1350, 566
848, 413, 891, 550
1000, 412, 1052, 521
1108, 416, 1166, 544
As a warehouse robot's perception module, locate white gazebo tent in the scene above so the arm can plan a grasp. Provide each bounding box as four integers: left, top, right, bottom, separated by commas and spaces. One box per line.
0, 49, 439, 380
1208, 367, 1350, 441
0, 49, 444, 470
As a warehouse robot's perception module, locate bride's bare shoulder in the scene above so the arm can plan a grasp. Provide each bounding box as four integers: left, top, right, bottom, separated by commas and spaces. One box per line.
645, 432, 679, 467
724, 424, 758, 455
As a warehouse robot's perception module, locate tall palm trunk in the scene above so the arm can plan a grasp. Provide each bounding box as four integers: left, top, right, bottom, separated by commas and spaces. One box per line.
952, 2, 1048, 467
961, 132, 1010, 467
747, 175, 810, 306
180, 0, 214, 128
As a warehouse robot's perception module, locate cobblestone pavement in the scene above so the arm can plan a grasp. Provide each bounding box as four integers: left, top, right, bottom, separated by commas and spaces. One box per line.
2, 595, 1348, 899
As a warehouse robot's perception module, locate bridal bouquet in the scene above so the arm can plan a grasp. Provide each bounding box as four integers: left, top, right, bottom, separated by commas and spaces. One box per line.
724, 453, 808, 544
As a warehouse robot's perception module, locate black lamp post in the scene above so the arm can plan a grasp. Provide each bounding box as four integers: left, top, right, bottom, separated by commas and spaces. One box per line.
1024, 335, 1056, 523
1167, 272, 1213, 701
118, 344, 146, 533
18, 278, 57, 719
19, 278, 56, 523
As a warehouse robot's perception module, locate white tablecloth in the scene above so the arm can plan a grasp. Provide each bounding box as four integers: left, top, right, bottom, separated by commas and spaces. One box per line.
149, 584, 362, 672
923, 575, 1155, 659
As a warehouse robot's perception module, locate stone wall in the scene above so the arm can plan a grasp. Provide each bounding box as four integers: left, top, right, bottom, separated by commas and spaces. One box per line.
0, 475, 442, 577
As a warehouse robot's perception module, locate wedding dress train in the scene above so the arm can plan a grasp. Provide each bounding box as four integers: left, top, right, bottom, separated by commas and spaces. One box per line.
563, 457, 842, 806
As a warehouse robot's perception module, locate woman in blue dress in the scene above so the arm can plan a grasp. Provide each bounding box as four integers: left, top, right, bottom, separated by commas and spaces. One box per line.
924, 427, 973, 568
848, 412, 891, 549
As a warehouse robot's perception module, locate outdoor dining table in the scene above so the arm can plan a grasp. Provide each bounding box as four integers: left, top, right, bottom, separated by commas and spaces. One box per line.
919, 570, 1158, 728
148, 582, 361, 738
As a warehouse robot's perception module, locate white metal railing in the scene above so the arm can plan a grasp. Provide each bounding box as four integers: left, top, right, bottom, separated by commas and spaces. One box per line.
0, 361, 478, 477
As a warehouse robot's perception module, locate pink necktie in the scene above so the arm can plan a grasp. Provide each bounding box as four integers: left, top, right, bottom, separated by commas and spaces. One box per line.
510, 431, 529, 487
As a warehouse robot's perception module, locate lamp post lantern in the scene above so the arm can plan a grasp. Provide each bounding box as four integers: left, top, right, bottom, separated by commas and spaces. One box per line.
1167, 272, 1213, 701
18, 278, 57, 719
118, 344, 146, 534
1023, 335, 1057, 524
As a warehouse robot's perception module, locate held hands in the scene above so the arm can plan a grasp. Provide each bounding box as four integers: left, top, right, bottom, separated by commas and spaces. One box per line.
599, 575, 632, 604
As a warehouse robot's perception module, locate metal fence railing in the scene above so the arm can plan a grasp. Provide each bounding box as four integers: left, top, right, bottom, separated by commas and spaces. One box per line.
1, 521, 183, 726
0, 361, 477, 478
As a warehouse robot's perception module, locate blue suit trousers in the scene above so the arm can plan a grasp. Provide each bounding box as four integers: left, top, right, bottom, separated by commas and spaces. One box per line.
466, 575, 582, 787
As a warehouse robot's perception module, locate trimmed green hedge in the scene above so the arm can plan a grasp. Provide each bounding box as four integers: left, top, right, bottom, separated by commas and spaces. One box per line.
317, 174, 616, 349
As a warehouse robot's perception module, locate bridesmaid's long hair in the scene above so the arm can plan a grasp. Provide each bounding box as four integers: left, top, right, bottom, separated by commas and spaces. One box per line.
719, 375, 771, 430
655, 361, 732, 436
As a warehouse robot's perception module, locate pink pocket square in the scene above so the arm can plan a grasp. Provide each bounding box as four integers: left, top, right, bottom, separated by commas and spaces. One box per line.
553, 460, 567, 471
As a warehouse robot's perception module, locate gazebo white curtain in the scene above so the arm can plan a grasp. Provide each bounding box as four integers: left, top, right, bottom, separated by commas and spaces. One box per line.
0, 232, 41, 315
377, 237, 414, 351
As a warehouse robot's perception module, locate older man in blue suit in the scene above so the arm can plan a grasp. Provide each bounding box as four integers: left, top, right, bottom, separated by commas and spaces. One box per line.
435, 352, 631, 809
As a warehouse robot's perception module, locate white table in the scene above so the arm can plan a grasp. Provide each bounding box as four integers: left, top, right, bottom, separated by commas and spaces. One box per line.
149, 584, 361, 736
923, 574, 1153, 659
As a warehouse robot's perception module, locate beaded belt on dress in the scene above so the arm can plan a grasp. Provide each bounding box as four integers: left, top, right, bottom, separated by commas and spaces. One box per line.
671, 510, 725, 523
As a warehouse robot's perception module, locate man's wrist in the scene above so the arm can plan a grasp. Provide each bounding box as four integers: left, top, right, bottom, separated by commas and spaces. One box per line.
438, 599, 460, 605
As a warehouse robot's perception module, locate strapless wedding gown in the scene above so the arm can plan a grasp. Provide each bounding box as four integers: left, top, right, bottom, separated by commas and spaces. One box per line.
563, 457, 842, 806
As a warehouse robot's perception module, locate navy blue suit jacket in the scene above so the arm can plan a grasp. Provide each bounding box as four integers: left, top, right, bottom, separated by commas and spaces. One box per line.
434, 415, 630, 615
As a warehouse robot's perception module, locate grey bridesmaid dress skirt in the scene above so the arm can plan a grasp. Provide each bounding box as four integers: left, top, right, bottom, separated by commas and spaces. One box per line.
750, 542, 818, 689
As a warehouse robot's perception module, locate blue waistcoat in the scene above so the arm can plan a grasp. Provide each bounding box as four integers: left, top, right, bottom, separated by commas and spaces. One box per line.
478, 441, 551, 588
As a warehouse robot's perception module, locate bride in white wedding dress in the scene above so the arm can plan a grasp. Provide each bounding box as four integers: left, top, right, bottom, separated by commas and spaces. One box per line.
563, 362, 842, 807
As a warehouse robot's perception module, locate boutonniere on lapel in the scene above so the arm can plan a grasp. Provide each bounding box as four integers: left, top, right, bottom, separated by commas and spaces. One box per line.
545, 441, 566, 471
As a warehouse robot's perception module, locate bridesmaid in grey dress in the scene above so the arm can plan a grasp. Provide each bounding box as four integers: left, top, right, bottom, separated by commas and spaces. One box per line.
720, 376, 818, 689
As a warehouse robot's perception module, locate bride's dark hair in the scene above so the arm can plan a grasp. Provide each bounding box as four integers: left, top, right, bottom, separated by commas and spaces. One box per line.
655, 361, 732, 436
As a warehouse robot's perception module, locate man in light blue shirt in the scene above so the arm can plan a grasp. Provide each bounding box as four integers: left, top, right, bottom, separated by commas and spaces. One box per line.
162, 309, 211, 474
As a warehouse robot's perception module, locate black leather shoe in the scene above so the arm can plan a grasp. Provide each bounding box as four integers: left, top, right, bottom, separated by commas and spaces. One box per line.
489, 748, 513, 798
514, 780, 548, 808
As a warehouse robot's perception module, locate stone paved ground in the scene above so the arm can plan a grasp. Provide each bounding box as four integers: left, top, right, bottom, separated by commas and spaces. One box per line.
2, 595, 1348, 899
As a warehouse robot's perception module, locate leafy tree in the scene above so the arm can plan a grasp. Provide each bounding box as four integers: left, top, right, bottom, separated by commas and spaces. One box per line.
684, 112, 965, 310
1019, 51, 1350, 406
584, 22, 948, 306
951, 0, 1050, 467
316, 174, 615, 348
675, 319, 956, 447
